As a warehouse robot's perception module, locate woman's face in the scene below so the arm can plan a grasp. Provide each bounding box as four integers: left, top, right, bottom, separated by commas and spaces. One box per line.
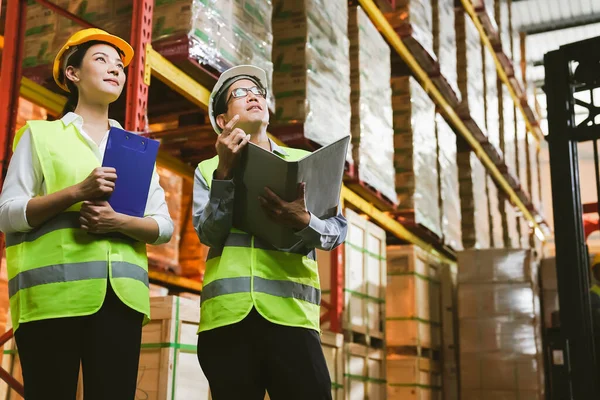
67, 43, 127, 104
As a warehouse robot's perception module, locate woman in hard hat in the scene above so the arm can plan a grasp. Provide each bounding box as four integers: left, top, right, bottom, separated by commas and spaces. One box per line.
0, 28, 173, 399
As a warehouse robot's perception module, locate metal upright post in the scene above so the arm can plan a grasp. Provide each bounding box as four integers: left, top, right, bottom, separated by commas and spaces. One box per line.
125, 0, 154, 132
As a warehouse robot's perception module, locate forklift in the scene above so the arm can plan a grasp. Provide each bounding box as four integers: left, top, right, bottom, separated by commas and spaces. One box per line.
544, 35, 600, 399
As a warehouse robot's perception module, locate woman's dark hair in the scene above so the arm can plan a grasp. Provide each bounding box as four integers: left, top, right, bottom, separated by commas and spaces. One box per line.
61, 40, 125, 116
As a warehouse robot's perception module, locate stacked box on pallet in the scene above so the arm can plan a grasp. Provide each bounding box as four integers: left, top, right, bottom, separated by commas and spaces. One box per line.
386, 246, 442, 353
436, 114, 463, 250
484, 47, 502, 153
486, 175, 504, 248
528, 133, 542, 212
540, 257, 559, 329
519, 216, 531, 249
272, 0, 351, 149
346, 343, 386, 400
318, 208, 386, 343
392, 77, 442, 237
33, 0, 275, 106
497, 0, 512, 59
501, 85, 517, 175
348, 5, 396, 203
388, 0, 435, 60
458, 249, 545, 399
440, 262, 459, 400
512, 29, 524, 86
516, 108, 529, 197
503, 199, 521, 248
147, 167, 183, 270
432, 0, 461, 100
458, 151, 491, 249
387, 356, 442, 400
456, 9, 487, 133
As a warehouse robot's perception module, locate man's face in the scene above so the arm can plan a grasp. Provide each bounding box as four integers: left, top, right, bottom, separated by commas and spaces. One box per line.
218, 78, 269, 133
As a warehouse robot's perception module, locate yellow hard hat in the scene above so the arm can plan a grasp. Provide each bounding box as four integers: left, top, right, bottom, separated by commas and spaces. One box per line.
53, 28, 134, 93
591, 254, 600, 270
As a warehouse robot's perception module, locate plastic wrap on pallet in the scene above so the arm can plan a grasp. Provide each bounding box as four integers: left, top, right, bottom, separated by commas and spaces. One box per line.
459, 282, 537, 319
190, 0, 274, 106
458, 151, 491, 249
520, 216, 531, 249
512, 29, 523, 84
146, 167, 183, 269
481, 0, 498, 31
349, 6, 396, 203
394, 0, 435, 57
484, 48, 501, 154
502, 85, 517, 175
459, 317, 538, 355
457, 248, 535, 284
504, 199, 520, 249
272, 0, 351, 154
528, 133, 541, 211
516, 109, 529, 196
498, 0, 512, 59
460, 353, 541, 393
392, 77, 442, 236
436, 114, 463, 250
456, 10, 486, 133
433, 0, 461, 101
486, 175, 504, 248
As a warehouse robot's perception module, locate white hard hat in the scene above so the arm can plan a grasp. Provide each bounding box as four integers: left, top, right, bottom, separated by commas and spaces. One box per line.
208, 65, 268, 134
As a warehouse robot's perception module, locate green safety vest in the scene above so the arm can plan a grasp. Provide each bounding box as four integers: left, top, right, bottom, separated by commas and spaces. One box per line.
197, 147, 321, 333
6, 120, 151, 331
592, 284, 600, 298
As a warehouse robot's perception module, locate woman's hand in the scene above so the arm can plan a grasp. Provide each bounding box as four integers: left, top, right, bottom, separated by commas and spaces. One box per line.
79, 200, 123, 234
75, 167, 117, 202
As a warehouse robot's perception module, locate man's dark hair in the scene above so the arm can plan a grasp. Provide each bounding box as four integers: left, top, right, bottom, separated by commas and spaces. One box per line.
213, 75, 266, 117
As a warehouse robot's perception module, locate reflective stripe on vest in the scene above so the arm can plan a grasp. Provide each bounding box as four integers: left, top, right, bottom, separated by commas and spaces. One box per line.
9, 261, 149, 298
206, 232, 316, 261
201, 276, 321, 306
6, 212, 80, 247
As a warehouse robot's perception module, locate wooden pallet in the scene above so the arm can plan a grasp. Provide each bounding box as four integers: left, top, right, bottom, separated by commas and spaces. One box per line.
344, 326, 385, 350
344, 164, 398, 212
387, 345, 441, 362
431, 74, 462, 109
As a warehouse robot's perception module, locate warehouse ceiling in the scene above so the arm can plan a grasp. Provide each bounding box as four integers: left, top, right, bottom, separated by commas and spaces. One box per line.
511, 0, 600, 124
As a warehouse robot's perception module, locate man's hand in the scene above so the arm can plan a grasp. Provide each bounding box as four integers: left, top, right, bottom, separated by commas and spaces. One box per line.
259, 183, 311, 230
215, 114, 251, 180
79, 200, 124, 234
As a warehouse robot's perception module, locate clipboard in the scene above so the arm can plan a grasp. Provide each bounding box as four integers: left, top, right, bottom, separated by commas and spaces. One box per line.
233, 135, 350, 250
102, 127, 160, 218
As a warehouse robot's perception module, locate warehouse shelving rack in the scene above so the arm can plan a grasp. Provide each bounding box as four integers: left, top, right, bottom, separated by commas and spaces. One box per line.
0, 0, 549, 394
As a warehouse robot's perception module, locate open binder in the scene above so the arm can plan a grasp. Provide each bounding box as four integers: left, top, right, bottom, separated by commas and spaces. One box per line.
233, 135, 350, 249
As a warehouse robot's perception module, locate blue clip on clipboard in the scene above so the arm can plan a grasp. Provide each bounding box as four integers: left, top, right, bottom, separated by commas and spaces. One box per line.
102, 127, 160, 218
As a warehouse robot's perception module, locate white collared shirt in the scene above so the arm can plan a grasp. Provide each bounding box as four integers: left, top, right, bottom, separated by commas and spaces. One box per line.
0, 112, 173, 245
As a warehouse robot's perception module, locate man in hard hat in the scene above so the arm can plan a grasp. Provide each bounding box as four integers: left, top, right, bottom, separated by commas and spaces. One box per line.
192, 65, 347, 399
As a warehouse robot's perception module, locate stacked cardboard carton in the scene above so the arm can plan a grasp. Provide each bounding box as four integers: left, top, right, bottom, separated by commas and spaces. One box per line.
458, 150, 491, 249
348, 6, 396, 203
497, 0, 512, 59
486, 175, 504, 248
21, 0, 275, 105
146, 167, 183, 270
456, 9, 487, 133
528, 133, 542, 212
501, 85, 517, 175
392, 77, 442, 237
484, 47, 501, 153
512, 29, 524, 86
390, 0, 435, 58
458, 249, 544, 399
540, 257, 559, 329
386, 245, 443, 400
432, 0, 461, 100
503, 197, 521, 248
516, 108, 529, 197
436, 114, 463, 250
272, 0, 351, 150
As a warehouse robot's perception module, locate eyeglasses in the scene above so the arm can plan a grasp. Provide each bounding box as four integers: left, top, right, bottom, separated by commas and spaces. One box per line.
226, 86, 266, 103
